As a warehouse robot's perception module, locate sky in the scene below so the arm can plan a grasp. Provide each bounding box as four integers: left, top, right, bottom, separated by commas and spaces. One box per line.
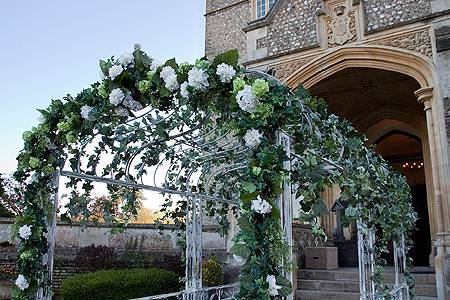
0, 0, 206, 175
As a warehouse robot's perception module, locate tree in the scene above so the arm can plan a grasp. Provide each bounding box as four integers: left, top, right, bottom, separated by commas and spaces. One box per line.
0, 173, 22, 216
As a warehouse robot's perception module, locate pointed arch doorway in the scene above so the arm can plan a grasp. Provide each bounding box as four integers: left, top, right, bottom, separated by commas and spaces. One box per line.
307, 66, 434, 267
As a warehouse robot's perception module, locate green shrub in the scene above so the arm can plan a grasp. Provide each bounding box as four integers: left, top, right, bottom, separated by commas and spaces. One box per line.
61, 268, 182, 300
202, 258, 223, 287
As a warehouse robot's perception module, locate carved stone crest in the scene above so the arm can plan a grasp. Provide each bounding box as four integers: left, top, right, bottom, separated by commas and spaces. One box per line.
324, 4, 357, 48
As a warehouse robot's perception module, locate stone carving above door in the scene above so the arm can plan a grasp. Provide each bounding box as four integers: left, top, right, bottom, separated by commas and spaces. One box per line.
320, 0, 359, 49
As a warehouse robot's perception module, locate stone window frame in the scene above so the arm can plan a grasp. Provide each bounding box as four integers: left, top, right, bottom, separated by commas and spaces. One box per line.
254, 0, 277, 19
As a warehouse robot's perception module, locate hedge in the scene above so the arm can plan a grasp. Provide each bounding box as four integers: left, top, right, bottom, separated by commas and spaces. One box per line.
61, 268, 182, 300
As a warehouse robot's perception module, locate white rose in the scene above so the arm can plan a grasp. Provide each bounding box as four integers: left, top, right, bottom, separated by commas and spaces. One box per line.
109, 88, 125, 106
19, 225, 32, 240
180, 81, 190, 99
251, 196, 272, 215
236, 85, 258, 113
15, 275, 29, 291
117, 52, 134, 67
266, 275, 281, 296
108, 65, 123, 80
188, 67, 209, 90
243, 129, 263, 147
80, 105, 94, 120
216, 63, 236, 83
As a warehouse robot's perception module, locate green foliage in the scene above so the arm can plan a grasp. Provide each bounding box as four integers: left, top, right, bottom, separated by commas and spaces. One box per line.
12, 45, 416, 299
202, 258, 224, 287
61, 268, 181, 300
0, 204, 13, 217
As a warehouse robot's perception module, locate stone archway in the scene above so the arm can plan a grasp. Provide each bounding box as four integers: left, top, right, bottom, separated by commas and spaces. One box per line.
284, 45, 450, 298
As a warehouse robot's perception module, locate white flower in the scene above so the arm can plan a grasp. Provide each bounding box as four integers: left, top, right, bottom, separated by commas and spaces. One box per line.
115, 106, 129, 117
160, 66, 176, 80
266, 275, 281, 296
109, 88, 125, 105
117, 52, 134, 67
180, 81, 190, 99
164, 74, 179, 92
122, 94, 143, 111
80, 105, 94, 120
19, 225, 32, 240
15, 275, 29, 291
108, 65, 123, 80
233, 254, 246, 266
188, 67, 209, 90
150, 59, 162, 71
357, 166, 365, 173
236, 85, 258, 113
243, 129, 263, 147
216, 63, 236, 83
251, 196, 272, 215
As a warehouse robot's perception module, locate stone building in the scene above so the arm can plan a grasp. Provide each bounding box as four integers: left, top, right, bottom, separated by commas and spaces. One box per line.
205, 0, 450, 298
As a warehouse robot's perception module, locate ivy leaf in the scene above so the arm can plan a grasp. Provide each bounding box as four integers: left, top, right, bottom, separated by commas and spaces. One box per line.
312, 199, 328, 216
164, 58, 177, 69
99, 59, 110, 77
276, 275, 293, 297
229, 243, 251, 259
241, 181, 257, 193
240, 192, 259, 205
212, 49, 239, 68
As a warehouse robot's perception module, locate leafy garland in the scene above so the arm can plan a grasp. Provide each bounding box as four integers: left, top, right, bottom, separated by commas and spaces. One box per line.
12, 45, 416, 299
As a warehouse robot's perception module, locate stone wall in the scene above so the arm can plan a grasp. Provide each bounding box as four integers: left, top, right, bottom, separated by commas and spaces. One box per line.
205, 0, 251, 60
257, 0, 321, 57
363, 0, 433, 32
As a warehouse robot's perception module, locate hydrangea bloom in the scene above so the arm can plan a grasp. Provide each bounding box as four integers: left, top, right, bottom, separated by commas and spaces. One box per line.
233, 254, 246, 266
164, 75, 179, 92
117, 52, 134, 67
19, 225, 32, 240
80, 105, 94, 120
15, 275, 29, 291
243, 129, 263, 147
108, 65, 123, 80
252, 79, 270, 98
251, 196, 272, 215
216, 63, 236, 83
122, 94, 143, 111
109, 89, 125, 106
115, 106, 129, 117
266, 275, 281, 296
180, 82, 190, 99
236, 85, 258, 113
160, 66, 176, 80
233, 77, 245, 93
188, 67, 209, 90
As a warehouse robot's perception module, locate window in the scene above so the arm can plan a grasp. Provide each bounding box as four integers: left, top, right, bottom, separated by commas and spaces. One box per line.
256, 0, 277, 19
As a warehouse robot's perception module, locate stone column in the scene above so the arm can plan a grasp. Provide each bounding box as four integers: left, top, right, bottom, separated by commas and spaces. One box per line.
415, 87, 447, 300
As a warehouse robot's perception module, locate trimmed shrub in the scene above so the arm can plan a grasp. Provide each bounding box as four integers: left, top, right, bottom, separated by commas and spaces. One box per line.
202, 258, 223, 287
61, 268, 182, 300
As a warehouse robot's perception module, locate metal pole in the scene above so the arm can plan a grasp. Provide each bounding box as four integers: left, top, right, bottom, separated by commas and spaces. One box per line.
277, 131, 294, 300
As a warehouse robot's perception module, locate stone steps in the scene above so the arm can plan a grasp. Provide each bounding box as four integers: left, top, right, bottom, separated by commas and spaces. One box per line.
297, 269, 437, 299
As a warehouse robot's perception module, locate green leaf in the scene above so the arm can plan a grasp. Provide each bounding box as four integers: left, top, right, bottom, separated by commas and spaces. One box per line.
312, 199, 328, 216
212, 49, 239, 68
229, 243, 251, 259
276, 275, 293, 297
241, 181, 257, 193
99, 60, 110, 76
164, 58, 177, 69
240, 192, 259, 205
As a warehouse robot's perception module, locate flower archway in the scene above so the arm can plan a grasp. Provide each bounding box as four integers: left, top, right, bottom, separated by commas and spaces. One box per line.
13, 45, 416, 300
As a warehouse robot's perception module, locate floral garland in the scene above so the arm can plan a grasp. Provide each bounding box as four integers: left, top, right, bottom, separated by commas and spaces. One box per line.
13, 45, 416, 299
